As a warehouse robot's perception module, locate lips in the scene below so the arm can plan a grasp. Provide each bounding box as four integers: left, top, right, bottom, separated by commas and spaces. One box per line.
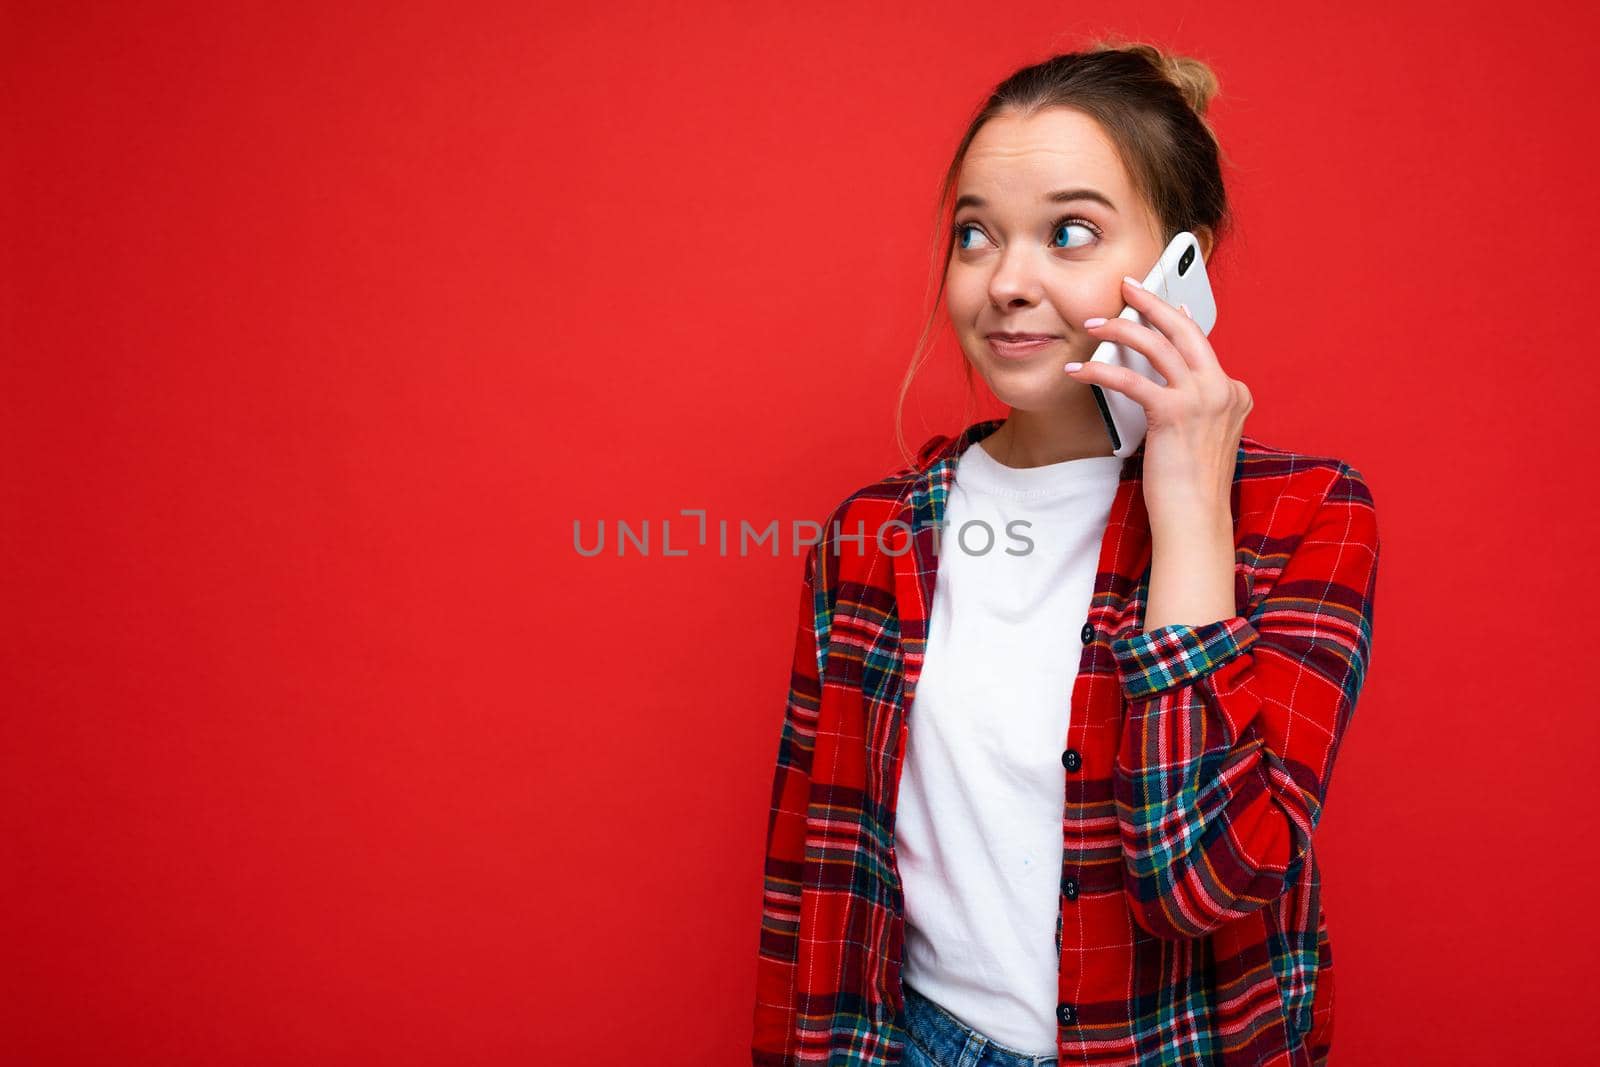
987, 335, 1060, 360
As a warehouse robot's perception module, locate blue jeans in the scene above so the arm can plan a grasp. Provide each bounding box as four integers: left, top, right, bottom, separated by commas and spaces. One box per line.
901, 980, 1059, 1067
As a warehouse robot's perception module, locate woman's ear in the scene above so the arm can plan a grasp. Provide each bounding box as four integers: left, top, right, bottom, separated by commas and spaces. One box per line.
1193, 225, 1215, 261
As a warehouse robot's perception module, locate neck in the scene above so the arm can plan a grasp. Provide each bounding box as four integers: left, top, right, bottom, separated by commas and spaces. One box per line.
985, 397, 1115, 468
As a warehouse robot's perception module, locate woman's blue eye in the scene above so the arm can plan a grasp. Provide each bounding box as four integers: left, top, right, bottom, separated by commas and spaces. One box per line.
1052, 221, 1097, 249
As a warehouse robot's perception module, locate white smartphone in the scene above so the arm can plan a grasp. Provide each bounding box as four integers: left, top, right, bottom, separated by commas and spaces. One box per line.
1088, 231, 1217, 457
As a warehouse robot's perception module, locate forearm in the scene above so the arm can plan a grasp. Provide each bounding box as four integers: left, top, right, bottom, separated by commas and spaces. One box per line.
1143, 495, 1236, 631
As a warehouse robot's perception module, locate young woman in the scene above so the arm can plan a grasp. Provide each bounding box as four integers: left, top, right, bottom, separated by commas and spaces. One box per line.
753, 41, 1379, 1067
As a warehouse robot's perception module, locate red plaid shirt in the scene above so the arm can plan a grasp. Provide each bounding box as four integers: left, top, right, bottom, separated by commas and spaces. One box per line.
753, 417, 1380, 1065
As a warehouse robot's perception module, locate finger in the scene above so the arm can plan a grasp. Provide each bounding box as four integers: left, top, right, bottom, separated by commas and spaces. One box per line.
1082, 313, 1190, 386
1062, 357, 1168, 412
1118, 274, 1217, 373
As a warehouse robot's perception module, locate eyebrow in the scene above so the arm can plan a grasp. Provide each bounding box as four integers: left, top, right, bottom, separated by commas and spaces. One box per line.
954, 188, 1118, 213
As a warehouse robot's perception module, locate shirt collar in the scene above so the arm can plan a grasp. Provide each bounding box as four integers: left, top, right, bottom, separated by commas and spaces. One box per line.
893, 418, 1151, 647
914, 416, 1147, 490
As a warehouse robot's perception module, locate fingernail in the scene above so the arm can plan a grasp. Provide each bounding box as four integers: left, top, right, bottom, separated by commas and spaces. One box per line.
1064, 362, 1083, 372
1084, 316, 1107, 328
1123, 275, 1143, 289
1180, 303, 1192, 319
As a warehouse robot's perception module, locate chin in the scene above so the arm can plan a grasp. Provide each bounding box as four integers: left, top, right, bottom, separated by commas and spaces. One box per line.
994, 390, 1073, 413
971, 355, 1079, 408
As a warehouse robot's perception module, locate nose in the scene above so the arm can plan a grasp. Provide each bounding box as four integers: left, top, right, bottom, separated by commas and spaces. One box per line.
986, 246, 1046, 308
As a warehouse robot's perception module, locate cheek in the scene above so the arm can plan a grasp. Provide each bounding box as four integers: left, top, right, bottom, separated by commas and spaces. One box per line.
1043, 280, 1104, 320
944, 273, 982, 319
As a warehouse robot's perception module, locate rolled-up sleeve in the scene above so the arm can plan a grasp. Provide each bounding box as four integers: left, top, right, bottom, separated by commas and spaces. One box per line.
1111, 463, 1380, 940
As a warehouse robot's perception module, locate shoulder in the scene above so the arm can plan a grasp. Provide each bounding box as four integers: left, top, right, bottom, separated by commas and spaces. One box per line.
825, 467, 919, 532
1237, 433, 1373, 495
1234, 433, 1378, 541
806, 470, 914, 578
815, 428, 949, 543
801, 438, 939, 585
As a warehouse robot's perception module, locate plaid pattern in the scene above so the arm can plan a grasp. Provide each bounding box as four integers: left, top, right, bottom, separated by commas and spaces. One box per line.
754, 417, 1380, 1066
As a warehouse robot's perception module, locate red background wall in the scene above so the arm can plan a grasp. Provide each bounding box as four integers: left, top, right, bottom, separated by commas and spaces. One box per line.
5, 2, 1597, 1063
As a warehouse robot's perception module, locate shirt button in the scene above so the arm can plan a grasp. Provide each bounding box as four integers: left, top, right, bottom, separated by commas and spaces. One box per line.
1061, 749, 1082, 772
1057, 1002, 1076, 1026
1080, 622, 1095, 644
1062, 876, 1079, 901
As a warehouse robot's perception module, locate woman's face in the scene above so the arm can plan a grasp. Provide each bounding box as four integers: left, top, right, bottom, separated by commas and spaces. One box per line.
945, 107, 1174, 415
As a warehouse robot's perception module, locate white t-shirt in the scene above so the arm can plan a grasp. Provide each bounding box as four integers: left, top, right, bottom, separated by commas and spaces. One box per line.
895, 435, 1124, 1055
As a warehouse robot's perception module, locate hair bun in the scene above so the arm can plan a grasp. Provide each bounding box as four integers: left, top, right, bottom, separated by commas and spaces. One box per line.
1159, 53, 1219, 116
1091, 39, 1220, 116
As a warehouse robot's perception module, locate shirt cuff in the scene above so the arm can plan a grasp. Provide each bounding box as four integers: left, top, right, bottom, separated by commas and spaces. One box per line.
1109, 615, 1260, 702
